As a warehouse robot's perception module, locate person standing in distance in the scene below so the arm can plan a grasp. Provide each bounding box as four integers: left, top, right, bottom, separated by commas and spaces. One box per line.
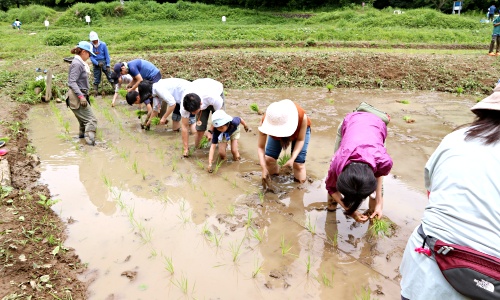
89, 31, 113, 97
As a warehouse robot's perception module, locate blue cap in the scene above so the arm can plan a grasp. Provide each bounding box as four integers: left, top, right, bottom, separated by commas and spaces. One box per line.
77, 41, 95, 56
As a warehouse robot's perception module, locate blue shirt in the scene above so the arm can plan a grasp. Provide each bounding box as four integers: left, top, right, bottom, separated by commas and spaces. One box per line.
127, 59, 160, 81
90, 41, 111, 67
211, 117, 241, 144
489, 5, 496, 14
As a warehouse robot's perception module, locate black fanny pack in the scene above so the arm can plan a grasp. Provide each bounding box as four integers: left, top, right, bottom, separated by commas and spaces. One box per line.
416, 225, 500, 300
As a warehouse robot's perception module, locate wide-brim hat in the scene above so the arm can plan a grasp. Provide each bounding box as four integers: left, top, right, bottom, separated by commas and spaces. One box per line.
258, 99, 298, 137
212, 110, 233, 127
471, 84, 500, 113
76, 41, 95, 56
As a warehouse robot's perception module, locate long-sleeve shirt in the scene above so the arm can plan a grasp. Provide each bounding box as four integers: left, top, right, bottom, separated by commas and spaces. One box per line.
90, 41, 111, 67
325, 112, 393, 194
68, 55, 89, 98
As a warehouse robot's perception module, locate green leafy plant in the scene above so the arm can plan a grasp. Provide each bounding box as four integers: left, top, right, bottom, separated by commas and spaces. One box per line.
198, 135, 210, 149
250, 103, 261, 114
326, 83, 334, 92
456, 86, 464, 95
280, 235, 292, 256
277, 153, 291, 167
369, 218, 391, 237
151, 117, 161, 126
252, 258, 263, 278
37, 194, 60, 210
163, 255, 174, 275
403, 116, 415, 123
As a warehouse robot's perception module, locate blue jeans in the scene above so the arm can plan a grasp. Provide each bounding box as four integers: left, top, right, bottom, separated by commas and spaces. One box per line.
265, 127, 311, 163
93, 61, 114, 86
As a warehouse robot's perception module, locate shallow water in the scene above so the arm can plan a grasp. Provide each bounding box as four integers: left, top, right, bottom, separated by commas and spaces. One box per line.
28, 88, 476, 299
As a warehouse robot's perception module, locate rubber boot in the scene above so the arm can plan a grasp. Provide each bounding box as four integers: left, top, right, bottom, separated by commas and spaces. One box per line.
78, 127, 85, 139
84, 131, 96, 146
93, 84, 99, 97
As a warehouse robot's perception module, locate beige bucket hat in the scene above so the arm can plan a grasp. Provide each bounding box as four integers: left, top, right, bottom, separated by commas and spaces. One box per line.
258, 99, 298, 137
471, 85, 500, 112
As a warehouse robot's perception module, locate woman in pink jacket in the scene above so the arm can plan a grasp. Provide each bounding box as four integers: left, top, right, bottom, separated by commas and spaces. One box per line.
325, 112, 393, 222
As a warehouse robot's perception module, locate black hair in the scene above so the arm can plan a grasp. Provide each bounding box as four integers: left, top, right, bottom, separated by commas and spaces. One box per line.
183, 93, 201, 113
465, 110, 500, 145
138, 80, 154, 102
126, 91, 139, 106
336, 162, 377, 215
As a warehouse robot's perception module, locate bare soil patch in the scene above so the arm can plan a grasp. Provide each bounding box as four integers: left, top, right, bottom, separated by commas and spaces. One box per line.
0, 98, 87, 299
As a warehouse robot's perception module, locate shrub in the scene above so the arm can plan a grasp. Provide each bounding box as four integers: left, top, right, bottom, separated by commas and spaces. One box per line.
45, 31, 79, 46
55, 3, 101, 26
1, 5, 56, 23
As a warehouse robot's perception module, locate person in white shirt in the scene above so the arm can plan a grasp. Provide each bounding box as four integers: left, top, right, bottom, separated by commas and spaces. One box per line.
138, 78, 195, 132
180, 78, 224, 157
111, 74, 133, 107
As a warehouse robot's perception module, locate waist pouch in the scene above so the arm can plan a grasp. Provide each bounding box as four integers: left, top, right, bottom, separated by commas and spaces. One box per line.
417, 225, 500, 300
354, 102, 390, 125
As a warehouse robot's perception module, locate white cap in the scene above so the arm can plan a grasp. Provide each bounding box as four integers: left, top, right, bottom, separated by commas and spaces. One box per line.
89, 31, 99, 41
212, 110, 233, 127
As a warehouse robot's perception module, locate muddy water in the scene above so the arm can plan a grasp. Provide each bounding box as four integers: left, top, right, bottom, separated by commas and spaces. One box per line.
28, 88, 477, 299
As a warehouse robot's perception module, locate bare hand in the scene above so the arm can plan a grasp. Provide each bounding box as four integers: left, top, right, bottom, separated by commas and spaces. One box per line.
369, 204, 383, 220
80, 98, 88, 107
207, 165, 213, 173
350, 211, 369, 223
244, 125, 249, 132
160, 118, 169, 125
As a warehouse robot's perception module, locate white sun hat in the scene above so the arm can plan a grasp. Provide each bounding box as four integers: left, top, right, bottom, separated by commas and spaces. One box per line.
471, 84, 500, 113
258, 99, 298, 137
212, 110, 233, 127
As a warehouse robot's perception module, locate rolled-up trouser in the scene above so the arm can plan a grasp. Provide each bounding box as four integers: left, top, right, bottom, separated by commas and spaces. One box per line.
71, 104, 97, 135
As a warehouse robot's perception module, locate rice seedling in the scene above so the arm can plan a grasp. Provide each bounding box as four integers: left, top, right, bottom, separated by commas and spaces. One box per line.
101, 173, 112, 189
213, 232, 223, 248
9, 121, 22, 137
178, 212, 191, 224
245, 210, 253, 228
280, 236, 292, 256
163, 255, 174, 275
201, 222, 212, 238
403, 116, 415, 123
252, 258, 263, 278
132, 159, 138, 174
171, 274, 192, 295
150, 117, 160, 126
326, 83, 334, 92
456, 86, 464, 95
119, 148, 129, 160
227, 204, 235, 216
96, 130, 104, 141
369, 218, 391, 237
198, 136, 210, 149
277, 153, 291, 167
249, 103, 261, 114
0, 136, 11, 143
207, 196, 215, 209
62, 120, 70, 134
327, 98, 334, 104
229, 238, 244, 262
140, 169, 147, 180
196, 160, 204, 169
213, 158, 224, 174
327, 232, 338, 247
355, 286, 372, 300
305, 255, 312, 274
231, 179, 237, 189
135, 110, 147, 119
150, 249, 157, 258
316, 270, 334, 287
172, 156, 178, 171
250, 227, 266, 243
397, 99, 410, 104
305, 216, 316, 235
155, 148, 165, 160
258, 191, 264, 203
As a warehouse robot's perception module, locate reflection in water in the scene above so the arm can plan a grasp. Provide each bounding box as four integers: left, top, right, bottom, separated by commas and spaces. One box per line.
28, 88, 477, 299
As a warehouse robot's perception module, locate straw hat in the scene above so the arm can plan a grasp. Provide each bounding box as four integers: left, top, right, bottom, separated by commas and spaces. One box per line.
258, 99, 298, 137
212, 110, 233, 127
471, 84, 500, 113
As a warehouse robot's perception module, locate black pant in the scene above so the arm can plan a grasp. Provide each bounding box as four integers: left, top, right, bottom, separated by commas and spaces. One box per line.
489, 35, 500, 53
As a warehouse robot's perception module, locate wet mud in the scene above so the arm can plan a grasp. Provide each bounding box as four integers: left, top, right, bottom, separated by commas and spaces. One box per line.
27, 88, 477, 299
